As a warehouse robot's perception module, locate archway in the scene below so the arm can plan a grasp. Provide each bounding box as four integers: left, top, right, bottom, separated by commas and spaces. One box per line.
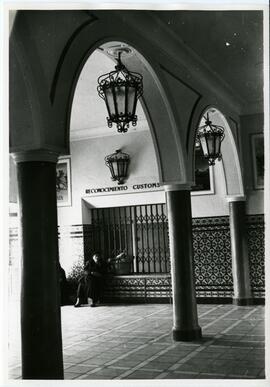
61, 39, 202, 341
191, 106, 252, 305
190, 106, 244, 196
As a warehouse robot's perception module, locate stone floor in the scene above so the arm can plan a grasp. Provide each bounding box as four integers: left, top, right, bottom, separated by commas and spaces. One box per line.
8, 303, 265, 380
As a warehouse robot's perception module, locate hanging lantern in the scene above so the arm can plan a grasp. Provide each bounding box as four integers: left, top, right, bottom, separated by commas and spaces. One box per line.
196, 112, 225, 165
97, 52, 143, 133
105, 149, 130, 185
194, 142, 209, 172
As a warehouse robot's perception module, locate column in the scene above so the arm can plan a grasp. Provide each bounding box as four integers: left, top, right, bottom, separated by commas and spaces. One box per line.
165, 185, 202, 341
13, 150, 64, 379
227, 196, 253, 305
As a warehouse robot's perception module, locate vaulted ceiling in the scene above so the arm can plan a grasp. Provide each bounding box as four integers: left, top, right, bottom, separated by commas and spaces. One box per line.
69, 10, 264, 140
154, 10, 263, 106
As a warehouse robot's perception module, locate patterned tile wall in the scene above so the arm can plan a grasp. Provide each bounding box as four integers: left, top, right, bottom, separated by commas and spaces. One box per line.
8, 214, 265, 300
246, 215, 265, 298
192, 216, 233, 298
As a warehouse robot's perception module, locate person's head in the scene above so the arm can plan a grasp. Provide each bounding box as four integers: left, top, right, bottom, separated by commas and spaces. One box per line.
92, 253, 100, 263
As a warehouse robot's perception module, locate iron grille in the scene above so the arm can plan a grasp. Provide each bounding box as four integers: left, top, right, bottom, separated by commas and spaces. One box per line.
91, 204, 170, 274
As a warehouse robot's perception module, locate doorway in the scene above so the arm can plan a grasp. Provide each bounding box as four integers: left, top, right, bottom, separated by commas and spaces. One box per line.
90, 204, 170, 274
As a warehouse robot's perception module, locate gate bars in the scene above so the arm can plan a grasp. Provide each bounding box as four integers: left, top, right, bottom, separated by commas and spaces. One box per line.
91, 204, 170, 274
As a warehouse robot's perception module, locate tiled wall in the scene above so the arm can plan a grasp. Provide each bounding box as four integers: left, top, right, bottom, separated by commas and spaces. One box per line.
193, 216, 233, 299
9, 214, 265, 301
246, 215, 265, 298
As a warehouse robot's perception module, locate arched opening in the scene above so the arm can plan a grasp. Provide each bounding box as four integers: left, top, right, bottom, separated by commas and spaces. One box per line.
53, 36, 188, 185
193, 106, 244, 198
190, 105, 244, 221
189, 107, 234, 300
58, 44, 168, 275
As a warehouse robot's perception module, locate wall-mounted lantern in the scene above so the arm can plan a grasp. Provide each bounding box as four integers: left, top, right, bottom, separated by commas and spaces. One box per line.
196, 112, 225, 165
97, 50, 143, 133
105, 149, 130, 185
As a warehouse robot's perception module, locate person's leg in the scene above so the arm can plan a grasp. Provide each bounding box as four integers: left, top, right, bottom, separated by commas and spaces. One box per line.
96, 279, 104, 305
89, 277, 98, 307
91, 278, 104, 307
74, 281, 84, 307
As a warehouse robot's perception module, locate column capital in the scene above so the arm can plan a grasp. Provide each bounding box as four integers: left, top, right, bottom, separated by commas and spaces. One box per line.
164, 183, 192, 192
11, 150, 60, 163
226, 195, 246, 202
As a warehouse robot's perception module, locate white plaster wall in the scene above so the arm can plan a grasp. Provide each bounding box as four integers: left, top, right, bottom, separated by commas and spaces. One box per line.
240, 113, 264, 215
8, 130, 263, 224
57, 130, 239, 225
246, 190, 264, 214
57, 130, 160, 225
191, 161, 229, 217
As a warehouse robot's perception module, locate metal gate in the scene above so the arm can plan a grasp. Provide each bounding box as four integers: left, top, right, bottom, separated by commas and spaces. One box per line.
91, 204, 170, 274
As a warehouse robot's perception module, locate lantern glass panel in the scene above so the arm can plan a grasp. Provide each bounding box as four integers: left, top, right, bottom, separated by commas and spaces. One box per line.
127, 86, 136, 115
200, 136, 209, 158
107, 166, 113, 179
104, 87, 116, 117
124, 162, 128, 176
111, 160, 119, 178
118, 161, 127, 177
206, 133, 216, 156
115, 84, 126, 116
216, 135, 222, 155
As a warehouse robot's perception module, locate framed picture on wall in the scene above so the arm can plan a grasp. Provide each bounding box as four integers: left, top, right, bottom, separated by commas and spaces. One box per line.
251, 133, 264, 189
56, 158, 72, 206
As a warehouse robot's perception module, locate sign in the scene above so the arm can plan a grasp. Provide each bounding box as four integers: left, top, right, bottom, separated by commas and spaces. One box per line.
85, 182, 161, 195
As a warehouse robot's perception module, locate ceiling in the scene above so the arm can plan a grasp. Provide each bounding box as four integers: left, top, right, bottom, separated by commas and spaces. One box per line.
70, 10, 264, 140
155, 10, 263, 105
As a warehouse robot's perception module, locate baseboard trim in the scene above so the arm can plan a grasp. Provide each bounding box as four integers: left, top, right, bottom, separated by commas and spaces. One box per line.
102, 296, 265, 305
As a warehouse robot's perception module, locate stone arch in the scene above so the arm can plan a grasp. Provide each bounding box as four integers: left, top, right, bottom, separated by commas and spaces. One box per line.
10, 11, 189, 184
53, 26, 188, 184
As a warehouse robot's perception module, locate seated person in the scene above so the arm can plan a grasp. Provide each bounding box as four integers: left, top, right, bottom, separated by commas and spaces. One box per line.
74, 252, 106, 308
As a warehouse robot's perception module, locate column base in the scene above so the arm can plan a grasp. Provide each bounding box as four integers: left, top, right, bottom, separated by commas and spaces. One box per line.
232, 297, 253, 306
172, 326, 202, 341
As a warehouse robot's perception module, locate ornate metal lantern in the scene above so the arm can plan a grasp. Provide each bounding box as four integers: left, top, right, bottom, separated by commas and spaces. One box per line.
196, 112, 225, 165
97, 52, 143, 133
105, 149, 130, 185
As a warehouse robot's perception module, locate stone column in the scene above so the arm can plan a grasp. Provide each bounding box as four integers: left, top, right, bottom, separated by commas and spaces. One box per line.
227, 196, 253, 305
13, 150, 64, 379
165, 184, 202, 341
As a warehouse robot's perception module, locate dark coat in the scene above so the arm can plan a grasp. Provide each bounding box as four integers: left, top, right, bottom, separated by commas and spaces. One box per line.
77, 258, 107, 303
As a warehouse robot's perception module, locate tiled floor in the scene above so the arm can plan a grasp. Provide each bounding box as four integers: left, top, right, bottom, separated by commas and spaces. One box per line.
8, 303, 265, 380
